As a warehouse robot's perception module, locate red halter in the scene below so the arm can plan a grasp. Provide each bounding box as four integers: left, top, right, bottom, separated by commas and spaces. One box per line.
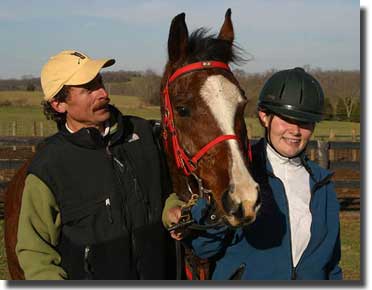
162, 61, 251, 176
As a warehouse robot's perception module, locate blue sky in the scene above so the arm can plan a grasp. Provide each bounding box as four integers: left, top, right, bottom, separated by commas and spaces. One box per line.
0, 0, 360, 79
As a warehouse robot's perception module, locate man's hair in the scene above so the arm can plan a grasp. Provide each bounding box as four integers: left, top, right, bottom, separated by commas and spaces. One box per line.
42, 86, 70, 126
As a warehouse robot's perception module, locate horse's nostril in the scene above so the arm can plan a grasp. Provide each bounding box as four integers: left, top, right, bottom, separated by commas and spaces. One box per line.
235, 203, 245, 219
222, 189, 234, 214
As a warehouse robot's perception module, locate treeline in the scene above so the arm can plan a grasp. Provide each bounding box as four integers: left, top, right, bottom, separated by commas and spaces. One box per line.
0, 68, 360, 122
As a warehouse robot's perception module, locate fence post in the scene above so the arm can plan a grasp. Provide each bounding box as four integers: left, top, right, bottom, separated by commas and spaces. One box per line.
40, 122, 44, 137
317, 141, 329, 169
351, 128, 358, 161
31, 121, 37, 152
12, 121, 17, 136
32, 121, 37, 136
310, 147, 316, 161
12, 121, 17, 151
328, 129, 335, 162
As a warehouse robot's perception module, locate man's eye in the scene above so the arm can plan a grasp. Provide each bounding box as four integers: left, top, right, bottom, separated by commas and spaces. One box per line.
175, 106, 191, 117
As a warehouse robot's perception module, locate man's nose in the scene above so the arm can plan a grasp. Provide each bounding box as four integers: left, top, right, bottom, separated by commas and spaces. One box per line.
96, 86, 109, 99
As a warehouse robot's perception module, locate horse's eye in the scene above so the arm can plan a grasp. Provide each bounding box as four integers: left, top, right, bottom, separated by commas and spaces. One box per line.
175, 106, 191, 117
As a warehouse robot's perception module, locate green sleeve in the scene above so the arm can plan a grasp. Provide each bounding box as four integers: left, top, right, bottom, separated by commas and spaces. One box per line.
16, 174, 67, 280
161, 192, 186, 228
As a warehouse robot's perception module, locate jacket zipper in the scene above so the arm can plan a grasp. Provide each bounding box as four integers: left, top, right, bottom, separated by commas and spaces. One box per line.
282, 182, 296, 280
267, 171, 296, 279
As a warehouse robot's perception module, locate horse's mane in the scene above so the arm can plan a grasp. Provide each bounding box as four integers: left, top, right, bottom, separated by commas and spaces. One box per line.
187, 28, 245, 64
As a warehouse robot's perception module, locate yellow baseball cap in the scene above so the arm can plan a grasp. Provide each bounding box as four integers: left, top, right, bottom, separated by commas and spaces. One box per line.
41, 50, 115, 101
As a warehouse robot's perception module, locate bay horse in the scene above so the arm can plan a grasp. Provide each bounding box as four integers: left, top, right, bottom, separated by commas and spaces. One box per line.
161, 9, 260, 230
4, 159, 30, 279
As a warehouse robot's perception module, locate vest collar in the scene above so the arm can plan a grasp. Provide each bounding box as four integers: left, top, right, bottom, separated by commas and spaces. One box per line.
60, 105, 126, 149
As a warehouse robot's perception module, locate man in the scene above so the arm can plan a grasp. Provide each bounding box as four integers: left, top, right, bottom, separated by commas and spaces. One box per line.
163, 67, 342, 280
16, 50, 175, 280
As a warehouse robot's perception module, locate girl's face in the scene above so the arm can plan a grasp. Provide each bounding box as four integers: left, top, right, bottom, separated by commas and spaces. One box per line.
258, 111, 315, 158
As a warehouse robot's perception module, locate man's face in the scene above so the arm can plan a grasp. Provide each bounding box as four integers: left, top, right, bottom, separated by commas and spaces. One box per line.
258, 111, 315, 158
63, 74, 110, 131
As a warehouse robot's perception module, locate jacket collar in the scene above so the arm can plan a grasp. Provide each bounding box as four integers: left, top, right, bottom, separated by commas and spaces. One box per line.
59, 105, 128, 149
266, 142, 302, 167
251, 138, 332, 187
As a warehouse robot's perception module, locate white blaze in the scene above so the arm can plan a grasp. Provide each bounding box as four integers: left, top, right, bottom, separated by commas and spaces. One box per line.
200, 75, 258, 204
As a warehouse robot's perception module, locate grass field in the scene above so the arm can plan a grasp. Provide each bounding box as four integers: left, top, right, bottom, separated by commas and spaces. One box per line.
0, 91, 361, 139
0, 212, 360, 280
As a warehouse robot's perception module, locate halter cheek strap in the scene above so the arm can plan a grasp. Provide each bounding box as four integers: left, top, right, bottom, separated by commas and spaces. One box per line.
162, 61, 251, 176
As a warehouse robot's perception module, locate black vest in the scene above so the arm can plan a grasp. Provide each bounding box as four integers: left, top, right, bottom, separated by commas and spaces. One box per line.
28, 107, 175, 279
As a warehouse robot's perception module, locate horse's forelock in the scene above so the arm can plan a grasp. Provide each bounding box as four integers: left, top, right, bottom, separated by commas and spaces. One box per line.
187, 28, 245, 65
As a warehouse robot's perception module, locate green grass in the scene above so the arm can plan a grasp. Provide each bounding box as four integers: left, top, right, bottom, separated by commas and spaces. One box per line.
0, 91, 360, 139
0, 212, 359, 280
339, 212, 360, 280
0, 220, 10, 280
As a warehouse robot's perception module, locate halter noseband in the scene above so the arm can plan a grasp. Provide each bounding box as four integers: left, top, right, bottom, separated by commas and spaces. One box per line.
162, 61, 250, 176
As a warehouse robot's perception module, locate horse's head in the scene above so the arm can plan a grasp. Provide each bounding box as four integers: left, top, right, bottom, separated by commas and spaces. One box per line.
161, 9, 260, 227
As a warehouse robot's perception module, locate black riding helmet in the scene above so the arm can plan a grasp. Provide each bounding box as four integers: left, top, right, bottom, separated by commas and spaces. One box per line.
258, 67, 324, 123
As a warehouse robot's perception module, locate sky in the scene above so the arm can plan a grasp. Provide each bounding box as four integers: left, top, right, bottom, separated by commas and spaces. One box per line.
0, 0, 360, 79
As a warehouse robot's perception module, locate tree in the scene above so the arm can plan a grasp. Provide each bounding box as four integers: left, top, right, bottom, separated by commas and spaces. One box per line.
26, 83, 36, 91
350, 100, 360, 122
333, 72, 360, 120
335, 97, 347, 121
323, 97, 334, 120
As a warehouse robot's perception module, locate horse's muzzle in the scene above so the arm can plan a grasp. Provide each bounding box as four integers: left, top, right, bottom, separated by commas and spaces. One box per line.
222, 185, 261, 226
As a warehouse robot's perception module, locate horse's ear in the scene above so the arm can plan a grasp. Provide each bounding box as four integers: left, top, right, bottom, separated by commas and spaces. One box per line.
168, 13, 189, 63
218, 8, 234, 43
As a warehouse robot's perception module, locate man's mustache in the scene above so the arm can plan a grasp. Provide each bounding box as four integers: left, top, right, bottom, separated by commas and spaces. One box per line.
93, 99, 110, 111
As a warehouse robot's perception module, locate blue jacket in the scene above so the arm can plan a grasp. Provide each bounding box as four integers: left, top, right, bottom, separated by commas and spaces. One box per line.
187, 139, 342, 280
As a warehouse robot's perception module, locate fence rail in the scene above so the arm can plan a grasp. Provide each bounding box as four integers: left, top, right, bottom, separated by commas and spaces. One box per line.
0, 137, 361, 216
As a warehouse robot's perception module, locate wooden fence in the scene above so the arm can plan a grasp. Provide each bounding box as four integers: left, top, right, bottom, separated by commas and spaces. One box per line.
0, 137, 361, 218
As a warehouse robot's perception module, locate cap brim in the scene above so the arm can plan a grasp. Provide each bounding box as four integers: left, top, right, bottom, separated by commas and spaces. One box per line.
263, 104, 323, 123
66, 58, 115, 86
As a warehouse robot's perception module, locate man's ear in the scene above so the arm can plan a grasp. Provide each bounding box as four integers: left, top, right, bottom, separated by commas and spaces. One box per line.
50, 99, 67, 113
258, 110, 270, 128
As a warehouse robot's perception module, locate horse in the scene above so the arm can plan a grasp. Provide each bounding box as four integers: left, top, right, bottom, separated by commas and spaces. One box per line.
160, 9, 261, 279
4, 159, 30, 279
161, 9, 260, 229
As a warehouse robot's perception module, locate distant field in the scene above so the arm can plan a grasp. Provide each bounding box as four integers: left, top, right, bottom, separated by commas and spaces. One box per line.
0, 91, 360, 139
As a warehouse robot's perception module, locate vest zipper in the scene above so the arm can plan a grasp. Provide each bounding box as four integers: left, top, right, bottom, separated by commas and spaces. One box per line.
106, 145, 129, 230
105, 197, 113, 224
84, 245, 93, 279
106, 145, 141, 277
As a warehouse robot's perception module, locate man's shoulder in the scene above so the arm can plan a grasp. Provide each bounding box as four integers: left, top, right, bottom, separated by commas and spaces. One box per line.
29, 132, 66, 169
